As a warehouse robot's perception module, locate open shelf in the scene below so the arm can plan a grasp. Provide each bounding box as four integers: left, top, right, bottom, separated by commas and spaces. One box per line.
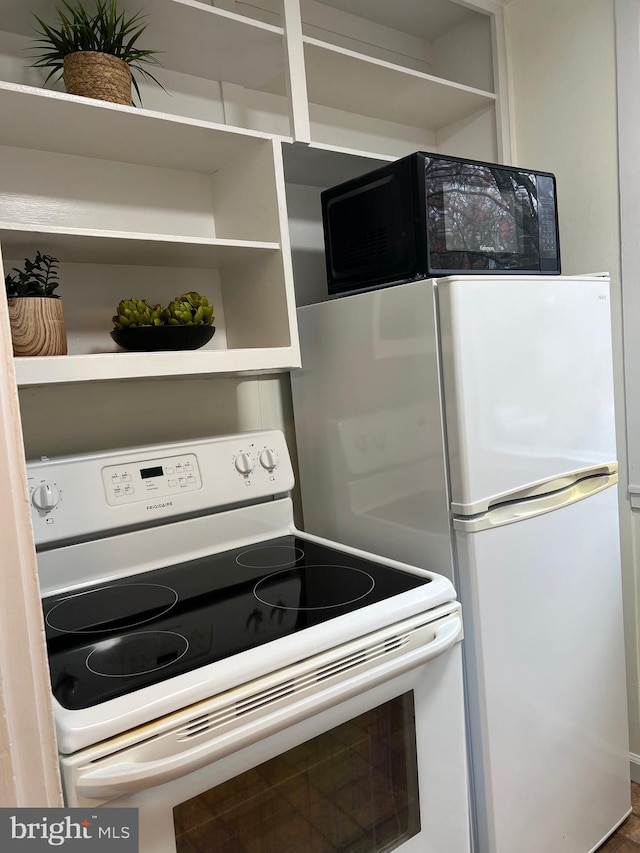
131, 0, 285, 90
13, 347, 300, 386
2, 223, 299, 385
300, 0, 494, 91
301, 38, 496, 131
0, 225, 280, 269
0, 82, 277, 172
0, 0, 285, 92
0, 0, 289, 133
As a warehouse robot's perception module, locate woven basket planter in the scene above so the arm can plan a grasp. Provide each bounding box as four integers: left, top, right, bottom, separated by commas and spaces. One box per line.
8, 297, 67, 357
63, 51, 132, 106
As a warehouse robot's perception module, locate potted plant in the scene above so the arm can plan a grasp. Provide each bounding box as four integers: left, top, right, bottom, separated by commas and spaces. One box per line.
111, 292, 215, 351
5, 252, 67, 356
30, 0, 165, 107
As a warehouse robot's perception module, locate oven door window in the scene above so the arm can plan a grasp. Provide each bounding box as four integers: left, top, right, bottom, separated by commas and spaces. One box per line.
173, 693, 419, 852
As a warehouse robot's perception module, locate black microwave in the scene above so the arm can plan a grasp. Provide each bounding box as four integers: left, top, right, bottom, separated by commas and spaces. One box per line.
321, 151, 561, 295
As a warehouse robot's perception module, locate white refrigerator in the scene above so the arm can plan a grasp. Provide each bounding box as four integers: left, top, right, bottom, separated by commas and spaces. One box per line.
290, 275, 630, 853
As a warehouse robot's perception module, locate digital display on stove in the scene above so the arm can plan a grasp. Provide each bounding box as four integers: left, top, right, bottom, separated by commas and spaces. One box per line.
42, 535, 431, 711
140, 465, 164, 479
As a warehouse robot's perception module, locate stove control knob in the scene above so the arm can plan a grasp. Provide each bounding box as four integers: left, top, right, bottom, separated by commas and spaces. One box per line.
259, 448, 278, 472
32, 483, 60, 511
234, 452, 254, 477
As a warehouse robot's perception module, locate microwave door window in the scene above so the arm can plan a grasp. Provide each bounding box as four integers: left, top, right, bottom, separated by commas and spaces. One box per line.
426, 163, 540, 272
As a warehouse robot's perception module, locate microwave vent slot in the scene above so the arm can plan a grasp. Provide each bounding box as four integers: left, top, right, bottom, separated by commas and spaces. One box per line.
334, 228, 388, 270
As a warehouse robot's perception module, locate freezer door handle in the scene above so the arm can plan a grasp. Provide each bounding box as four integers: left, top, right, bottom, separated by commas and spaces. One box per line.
71, 613, 462, 803
453, 472, 618, 532
451, 462, 618, 516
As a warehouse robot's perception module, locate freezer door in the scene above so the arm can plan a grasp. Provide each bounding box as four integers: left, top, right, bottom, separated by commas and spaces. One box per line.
455, 483, 629, 853
437, 276, 617, 514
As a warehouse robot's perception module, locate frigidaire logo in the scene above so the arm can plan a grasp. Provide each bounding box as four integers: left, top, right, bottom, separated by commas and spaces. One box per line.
146, 501, 173, 511
0, 809, 138, 851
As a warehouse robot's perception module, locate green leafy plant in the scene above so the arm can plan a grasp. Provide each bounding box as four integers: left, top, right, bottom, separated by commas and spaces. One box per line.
113, 298, 164, 328
113, 292, 214, 328
30, 0, 165, 104
163, 292, 214, 326
5, 252, 61, 298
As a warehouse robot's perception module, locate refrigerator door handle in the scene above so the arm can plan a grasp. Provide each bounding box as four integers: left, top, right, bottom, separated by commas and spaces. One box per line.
453, 471, 618, 532
451, 462, 618, 516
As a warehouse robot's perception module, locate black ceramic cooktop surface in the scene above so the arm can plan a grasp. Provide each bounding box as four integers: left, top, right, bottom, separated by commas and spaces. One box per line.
42, 535, 429, 710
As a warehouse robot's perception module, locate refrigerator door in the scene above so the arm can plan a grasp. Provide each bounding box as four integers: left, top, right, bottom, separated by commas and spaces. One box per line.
437, 275, 617, 514
455, 483, 630, 853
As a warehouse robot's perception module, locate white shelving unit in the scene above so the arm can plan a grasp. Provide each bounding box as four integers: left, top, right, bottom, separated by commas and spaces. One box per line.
0, 0, 509, 387
0, 83, 299, 385
285, 0, 507, 161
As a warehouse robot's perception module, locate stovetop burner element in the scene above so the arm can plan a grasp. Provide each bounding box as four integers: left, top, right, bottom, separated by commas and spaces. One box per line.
254, 565, 375, 610
45, 584, 178, 633
86, 631, 189, 678
236, 545, 304, 568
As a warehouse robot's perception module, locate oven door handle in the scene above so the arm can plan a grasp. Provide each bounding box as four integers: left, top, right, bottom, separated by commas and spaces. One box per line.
73, 613, 462, 801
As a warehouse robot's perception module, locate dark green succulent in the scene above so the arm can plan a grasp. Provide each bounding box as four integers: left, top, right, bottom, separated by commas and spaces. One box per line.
113, 298, 164, 328
5, 252, 61, 298
30, 0, 165, 104
112, 292, 214, 329
163, 292, 214, 326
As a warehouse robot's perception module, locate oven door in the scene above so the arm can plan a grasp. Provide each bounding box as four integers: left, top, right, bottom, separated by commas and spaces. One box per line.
61, 609, 470, 853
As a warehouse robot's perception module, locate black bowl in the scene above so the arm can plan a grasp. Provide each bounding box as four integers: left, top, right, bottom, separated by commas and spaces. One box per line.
111, 325, 215, 352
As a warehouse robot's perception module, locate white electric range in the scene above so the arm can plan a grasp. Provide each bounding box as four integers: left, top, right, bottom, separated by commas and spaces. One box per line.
29, 430, 471, 853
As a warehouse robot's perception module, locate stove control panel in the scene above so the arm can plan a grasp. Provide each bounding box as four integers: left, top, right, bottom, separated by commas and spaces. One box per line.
26, 430, 294, 546
102, 453, 202, 506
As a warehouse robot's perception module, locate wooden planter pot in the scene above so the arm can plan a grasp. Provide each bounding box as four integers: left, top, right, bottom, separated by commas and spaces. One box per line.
63, 51, 132, 106
8, 297, 67, 356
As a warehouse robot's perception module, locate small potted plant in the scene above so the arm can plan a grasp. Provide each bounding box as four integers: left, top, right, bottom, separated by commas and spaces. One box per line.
30, 0, 165, 107
5, 252, 67, 356
111, 292, 215, 351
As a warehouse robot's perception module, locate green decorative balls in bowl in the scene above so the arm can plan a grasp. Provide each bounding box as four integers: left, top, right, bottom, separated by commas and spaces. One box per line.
111, 292, 215, 352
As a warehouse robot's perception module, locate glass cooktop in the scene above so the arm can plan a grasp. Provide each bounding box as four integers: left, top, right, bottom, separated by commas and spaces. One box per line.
42, 535, 429, 710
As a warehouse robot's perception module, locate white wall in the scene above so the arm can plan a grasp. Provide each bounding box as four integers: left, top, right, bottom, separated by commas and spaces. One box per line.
505, 0, 620, 279
505, 0, 640, 759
